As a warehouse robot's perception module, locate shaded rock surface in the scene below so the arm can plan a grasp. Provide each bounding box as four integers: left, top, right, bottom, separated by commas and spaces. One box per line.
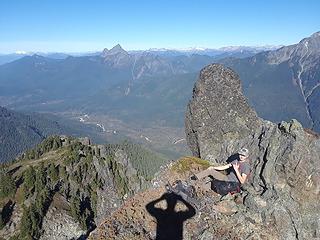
0, 201, 23, 239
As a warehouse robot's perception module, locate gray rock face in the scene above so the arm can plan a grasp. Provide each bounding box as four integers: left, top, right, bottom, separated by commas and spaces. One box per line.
185, 64, 261, 162
92, 156, 122, 225
101, 44, 132, 68
185, 63, 320, 239
90, 146, 146, 226
267, 31, 320, 65
40, 207, 85, 240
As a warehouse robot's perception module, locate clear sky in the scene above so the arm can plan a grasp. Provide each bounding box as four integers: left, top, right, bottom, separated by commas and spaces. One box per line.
0, 0, 319, 53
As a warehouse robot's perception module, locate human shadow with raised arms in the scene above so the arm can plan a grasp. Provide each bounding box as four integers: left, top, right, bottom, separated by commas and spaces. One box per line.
146, 192, 196, 240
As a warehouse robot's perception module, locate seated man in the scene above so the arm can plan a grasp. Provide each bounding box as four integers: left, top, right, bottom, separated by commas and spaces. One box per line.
191, 148, 251, 196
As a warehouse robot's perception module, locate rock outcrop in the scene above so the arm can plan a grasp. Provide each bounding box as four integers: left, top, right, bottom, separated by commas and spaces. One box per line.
40, 206, 85, 240
185, 64, 261, 161
0, 201, 23, 239
185, 63, 320, 239
0, 137, 153, 240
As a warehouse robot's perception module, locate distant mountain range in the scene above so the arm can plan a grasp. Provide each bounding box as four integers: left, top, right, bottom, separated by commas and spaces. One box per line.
0, 32, 319, 160
129, 45, 281, 57
0, 52, 69, 65
0, 45, 220, 127
0, 45, 280, 65
0, 52, 101, 65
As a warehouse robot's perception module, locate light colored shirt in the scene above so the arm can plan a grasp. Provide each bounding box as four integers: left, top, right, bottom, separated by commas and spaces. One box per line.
227, 159, 250, 184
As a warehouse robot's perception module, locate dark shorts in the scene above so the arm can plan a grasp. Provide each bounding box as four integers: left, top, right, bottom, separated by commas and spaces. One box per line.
212, 179, 240, 196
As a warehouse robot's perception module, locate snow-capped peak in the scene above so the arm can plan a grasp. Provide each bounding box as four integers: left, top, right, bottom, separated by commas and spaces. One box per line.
15, 50, 29, 55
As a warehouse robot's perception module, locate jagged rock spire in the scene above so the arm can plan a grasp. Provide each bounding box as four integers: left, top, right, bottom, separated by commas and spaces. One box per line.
101, 44, 128, 57
185, 63, 261, 162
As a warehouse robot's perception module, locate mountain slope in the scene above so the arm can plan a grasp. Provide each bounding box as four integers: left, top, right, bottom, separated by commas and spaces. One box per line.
0, 106, 65, 163
220, 31, 320, 131
0, 136, 169, 239
0, 106, 106, 163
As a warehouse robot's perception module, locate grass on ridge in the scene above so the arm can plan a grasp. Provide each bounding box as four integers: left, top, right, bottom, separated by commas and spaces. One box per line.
172, 156, 211, 174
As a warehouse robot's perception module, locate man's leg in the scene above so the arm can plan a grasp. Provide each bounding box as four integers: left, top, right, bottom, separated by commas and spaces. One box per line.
195, 167, 228, 181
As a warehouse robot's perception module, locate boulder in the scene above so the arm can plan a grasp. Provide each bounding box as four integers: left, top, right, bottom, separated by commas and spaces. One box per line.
185, 64, 261, 163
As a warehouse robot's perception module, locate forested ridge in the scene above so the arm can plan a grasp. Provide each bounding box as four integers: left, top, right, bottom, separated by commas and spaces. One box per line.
0, 135, 169, 239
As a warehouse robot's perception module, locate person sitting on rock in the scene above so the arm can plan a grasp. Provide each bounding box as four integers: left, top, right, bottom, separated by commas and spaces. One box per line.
191, 148, 251, 196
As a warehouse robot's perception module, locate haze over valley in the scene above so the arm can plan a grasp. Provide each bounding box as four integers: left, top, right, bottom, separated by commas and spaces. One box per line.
1, 33, 320, 162
1, 1, 320, 239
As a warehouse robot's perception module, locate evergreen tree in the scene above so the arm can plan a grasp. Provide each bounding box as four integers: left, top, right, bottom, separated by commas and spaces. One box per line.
59, 165, 67, 179
0, 172, 16, 198
35, 164, 46, 193
20, 205, 40, 240
24, 166, 36, 195
48, 163, 59, 183
35, 187, 50, 217
70, 194, 81, 224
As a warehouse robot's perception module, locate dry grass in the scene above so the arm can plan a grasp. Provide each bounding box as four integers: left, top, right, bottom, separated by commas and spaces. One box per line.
9, 148, 67, 178
15, 186, 25, 204
171, 156, 211, 174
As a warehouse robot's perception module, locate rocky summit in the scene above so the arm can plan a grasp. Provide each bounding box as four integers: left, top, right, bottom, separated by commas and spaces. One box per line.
185, 64, 320, 239
92, 63, 320, 239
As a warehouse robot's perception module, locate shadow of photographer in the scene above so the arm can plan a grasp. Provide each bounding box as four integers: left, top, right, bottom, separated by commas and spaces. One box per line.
146, 192, 196, 240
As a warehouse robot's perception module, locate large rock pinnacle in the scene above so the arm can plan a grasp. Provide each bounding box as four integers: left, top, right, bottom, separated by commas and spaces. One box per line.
185, 63, 261, 162
185, 63, 320, 239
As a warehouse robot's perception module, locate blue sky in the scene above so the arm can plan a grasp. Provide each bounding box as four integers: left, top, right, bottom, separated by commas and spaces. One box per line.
0, 0, 319, 53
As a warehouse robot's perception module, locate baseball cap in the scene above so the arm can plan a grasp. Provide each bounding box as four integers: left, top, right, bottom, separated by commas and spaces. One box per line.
238, 148, 249, 157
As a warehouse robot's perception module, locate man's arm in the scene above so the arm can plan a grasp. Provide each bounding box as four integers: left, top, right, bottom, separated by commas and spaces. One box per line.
233, 162, 247, 184
213, 163, 232, 171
